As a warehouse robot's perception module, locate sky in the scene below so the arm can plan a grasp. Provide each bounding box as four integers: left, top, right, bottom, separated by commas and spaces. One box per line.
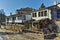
0, 0, 60, 16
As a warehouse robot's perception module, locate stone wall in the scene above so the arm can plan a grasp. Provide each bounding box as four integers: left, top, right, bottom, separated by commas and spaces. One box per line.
1, 24, 26, 32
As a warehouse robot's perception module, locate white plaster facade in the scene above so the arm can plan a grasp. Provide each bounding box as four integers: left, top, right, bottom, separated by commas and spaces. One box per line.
6, 0, 60, 23
31, 9, 52, 20
57, 4, 60, 7
6, 14, 32, 23
31, 2, 60, 21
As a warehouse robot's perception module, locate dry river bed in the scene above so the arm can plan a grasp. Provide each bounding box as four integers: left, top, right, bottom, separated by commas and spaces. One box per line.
0, 28, 44, 40
0, 28, 59, 40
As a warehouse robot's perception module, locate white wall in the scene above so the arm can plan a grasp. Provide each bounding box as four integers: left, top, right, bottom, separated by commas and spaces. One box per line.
6, 18, 8, 22
6, 17, 12, 23
6, 14, 32, 23
26, 15, 32, 20
32, 9, 52, 20
32, 16, 48, 20
22, 14, 32, 22
15, 17, 23, 23
47, 9, 52, 20
15, 20, 22, 23
6, 17, 23, 23
57, 4, 60, 7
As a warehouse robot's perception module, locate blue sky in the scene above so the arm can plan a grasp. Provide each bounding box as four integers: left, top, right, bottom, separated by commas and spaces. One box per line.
0, 0, 60, 16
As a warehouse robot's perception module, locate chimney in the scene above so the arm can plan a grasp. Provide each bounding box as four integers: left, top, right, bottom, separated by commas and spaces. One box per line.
54, 0, 57, 5
10, 12, 12, 16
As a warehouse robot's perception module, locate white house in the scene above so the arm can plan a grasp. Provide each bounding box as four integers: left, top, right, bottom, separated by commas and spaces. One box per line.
6, 0, 60, 24
31, 9, 52, 20
6, 7, 34, 23
6, 14, 32, 23
31, 0, 60, 20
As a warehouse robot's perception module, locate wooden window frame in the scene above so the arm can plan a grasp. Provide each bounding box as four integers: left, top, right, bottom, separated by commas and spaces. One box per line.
44, 11, 47, 16
38, 12, 40, 17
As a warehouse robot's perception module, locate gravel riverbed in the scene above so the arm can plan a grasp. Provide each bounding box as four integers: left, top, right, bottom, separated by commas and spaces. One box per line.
0, 28, 44, 40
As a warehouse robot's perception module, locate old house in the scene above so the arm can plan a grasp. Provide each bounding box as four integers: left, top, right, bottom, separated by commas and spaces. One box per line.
6, 7, 35, 24
30, 0, 60, 32
5, 0, 60, 32
6, 0, 60, 24
31, 5, 60, 21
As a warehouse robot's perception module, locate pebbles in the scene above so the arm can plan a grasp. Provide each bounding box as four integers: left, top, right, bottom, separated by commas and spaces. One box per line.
0, 28, 44, 40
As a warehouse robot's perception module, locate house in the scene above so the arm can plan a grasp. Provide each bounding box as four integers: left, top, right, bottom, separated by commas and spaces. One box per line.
6, 0, 60, 24
28, 0, 60, 31
5, 0, 60, 33
31, 2, 60, 20
6, 7, 35, 24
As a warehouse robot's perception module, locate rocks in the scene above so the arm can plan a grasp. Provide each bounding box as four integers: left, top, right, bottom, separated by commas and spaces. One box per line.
54, 36, 60, 40
0, 36, 4, 40
0, 28, 44, 40
3, 24, 26, 32
0, 35, 6, 40
54, 33, 60, 40
1, 33, 44, 40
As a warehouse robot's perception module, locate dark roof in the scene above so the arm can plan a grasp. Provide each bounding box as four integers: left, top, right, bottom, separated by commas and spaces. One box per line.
6, 14, 22, 18
16, 7, 36, 11
57, 2, 60, 5
46, 5, 60, 9
16, 7, 36, 15
6, 12, 32, 18
6, 7, 36, 18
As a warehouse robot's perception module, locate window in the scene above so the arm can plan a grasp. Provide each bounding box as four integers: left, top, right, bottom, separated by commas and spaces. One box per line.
57, 10, 60, 18
57, 12, 60, 18
12, 17, 16, 21
41, 12, 43, 16
32, 12, 37, 17
44, 11, 47, 16
35, 13, 37, 17
18, 16, 21, 20
7, 18, 9, 21
32, 13, 35, 17
9, 18, 11, 20
23, 15, 26, 20
38, 12, 40, 17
